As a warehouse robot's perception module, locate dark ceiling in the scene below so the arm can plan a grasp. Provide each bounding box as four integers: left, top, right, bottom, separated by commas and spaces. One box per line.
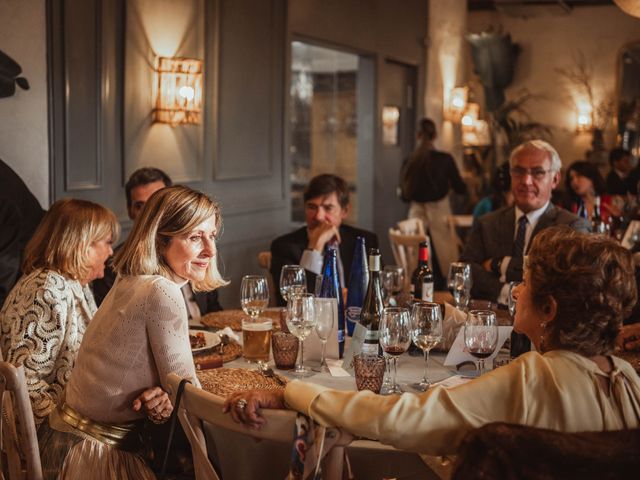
468, 0, 614, 11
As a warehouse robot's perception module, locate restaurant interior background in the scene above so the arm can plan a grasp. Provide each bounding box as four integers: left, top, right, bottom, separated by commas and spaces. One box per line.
1, 0, 639, 306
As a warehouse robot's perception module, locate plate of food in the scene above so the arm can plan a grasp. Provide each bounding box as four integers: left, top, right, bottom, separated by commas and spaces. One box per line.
189, 329, 221, 353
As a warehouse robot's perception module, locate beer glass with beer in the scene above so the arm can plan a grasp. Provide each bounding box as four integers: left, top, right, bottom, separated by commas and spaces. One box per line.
241, 275, 271, 362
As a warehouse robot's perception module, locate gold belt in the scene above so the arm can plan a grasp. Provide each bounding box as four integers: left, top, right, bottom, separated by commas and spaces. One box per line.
53, 402, 144, 452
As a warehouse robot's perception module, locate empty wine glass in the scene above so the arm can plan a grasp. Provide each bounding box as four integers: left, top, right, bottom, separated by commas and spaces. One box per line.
379, 307, 411, 394
313, 298, 335, 373
508, 281, 520, 319
279, 265, 306, 303
286, 293, 317, 376
382, 265, 405, 306
410, 302, 443, 391
448, 262, 472, 311
464, 309, 498, 376
240, 275, 269, 319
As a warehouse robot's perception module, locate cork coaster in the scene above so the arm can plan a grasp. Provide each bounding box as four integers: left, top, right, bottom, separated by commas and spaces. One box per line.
197, 367, 287, 398
193, 342, 242, 364
201, 309, 283, 332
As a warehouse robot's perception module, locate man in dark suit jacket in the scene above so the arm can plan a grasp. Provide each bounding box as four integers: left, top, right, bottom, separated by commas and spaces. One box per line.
461, 140, 590, 304
92, 167, 222, 317
270, 174, 378, 306
606, 148, 634, 195
0, 159, 45, 308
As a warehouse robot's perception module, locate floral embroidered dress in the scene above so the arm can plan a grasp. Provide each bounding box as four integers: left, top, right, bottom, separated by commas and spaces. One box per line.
0, 268, 96, 426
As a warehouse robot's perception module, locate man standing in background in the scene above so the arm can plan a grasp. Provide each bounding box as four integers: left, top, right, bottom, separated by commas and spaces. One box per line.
401, 118, 467, 287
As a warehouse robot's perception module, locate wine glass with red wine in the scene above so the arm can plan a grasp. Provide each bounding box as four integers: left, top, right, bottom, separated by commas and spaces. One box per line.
379, 307, 411, 394
463, 309, 498, 376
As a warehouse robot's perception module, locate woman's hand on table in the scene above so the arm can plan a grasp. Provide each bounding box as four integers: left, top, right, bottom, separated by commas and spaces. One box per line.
223, 390, 286, 430
132, 386, 173, 424
618, 324, 640, 351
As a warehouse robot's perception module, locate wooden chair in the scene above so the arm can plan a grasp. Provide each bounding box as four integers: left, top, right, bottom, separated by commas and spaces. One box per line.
166, 373, 353, 480
396, 218, 426, 236
0, 362, 43, 480
388, 228, 431, 290
257, 251, 277, 306
446, 215, 473, 254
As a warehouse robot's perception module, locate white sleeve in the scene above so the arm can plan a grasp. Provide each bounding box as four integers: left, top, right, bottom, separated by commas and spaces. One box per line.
300, 249, 324, 275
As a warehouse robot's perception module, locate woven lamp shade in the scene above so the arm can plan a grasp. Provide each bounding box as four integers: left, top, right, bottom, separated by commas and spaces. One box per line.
614, 0, 640, 18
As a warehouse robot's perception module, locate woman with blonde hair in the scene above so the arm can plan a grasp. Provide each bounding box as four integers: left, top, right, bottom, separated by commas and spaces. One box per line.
48, 186, 226, 479
1, 198, 118, 427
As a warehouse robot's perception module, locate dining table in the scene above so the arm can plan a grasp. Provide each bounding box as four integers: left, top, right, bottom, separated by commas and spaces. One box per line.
190, 305, 497, 480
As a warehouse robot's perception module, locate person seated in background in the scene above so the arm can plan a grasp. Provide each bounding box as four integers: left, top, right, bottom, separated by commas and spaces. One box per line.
225, 227, 640, 462
460, 140, 590, 305
270, 174, 378, 305
0, 158, 45, 309
49, 186, 227, 479
607, 148, 635, 196
92, 166, 222, 324
472, 161, 513, 224
562, 160, 617, 223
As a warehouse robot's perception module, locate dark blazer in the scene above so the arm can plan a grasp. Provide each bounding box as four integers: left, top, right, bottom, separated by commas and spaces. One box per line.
270, 223, 378, 306
606, 170, 632, 196
460, 203, 591, 302
92, 243, 223, 313
0, 159, 45, 309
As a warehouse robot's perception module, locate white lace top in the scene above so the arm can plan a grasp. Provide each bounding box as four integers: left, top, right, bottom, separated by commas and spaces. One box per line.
0, 269, 96, 425
65, 275, 198, 423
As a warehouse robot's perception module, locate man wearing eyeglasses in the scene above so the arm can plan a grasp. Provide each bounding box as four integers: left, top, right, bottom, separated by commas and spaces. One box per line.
461, 140, 590, 305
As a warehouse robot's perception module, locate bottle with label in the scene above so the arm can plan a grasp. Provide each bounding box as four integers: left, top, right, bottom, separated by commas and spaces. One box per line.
360, 248, 384, 356
318, 247, 346, 358
345, 236, 369, 336
411, 241, 434, 302
591, 195, 608, 235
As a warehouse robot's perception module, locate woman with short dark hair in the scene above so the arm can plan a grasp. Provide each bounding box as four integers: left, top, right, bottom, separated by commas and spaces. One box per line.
224, 227, 640, 461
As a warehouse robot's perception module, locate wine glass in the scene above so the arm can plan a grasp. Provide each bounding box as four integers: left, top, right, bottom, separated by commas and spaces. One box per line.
313, 298, 335, 373
448, 262, 472, 310
464, 309, 498, 376
508, 282, 520, 319
508, 282, 530, 358
286, 293, 317, 376
382, 265, 405, 306
279, 265, 307, 302
379, 307, 411, 394
240, 275, 269, 319
410, 302, 443, 391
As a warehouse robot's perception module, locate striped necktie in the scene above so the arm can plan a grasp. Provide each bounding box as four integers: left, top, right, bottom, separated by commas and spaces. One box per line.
513, 215, 528, 260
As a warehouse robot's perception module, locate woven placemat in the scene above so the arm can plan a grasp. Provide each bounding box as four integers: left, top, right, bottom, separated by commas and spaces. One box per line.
197, 367, 287, 398
193, 342, 242, 364
201, 309, 283, 331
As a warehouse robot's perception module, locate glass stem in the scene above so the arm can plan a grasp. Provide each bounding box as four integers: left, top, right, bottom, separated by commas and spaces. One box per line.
320, 340, 327, 366
392, 357, 398, 388
478, 358, 485, 376
422, 349, 429, 383
300, 338, 305, 370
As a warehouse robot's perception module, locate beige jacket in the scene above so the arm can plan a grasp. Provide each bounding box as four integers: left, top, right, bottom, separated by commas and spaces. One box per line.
285, 350, 640, 455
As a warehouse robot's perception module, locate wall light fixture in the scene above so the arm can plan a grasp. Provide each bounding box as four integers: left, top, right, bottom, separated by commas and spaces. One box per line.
153, 56, 203, 126
444, 87, 468, 122
576, 103, 592, 132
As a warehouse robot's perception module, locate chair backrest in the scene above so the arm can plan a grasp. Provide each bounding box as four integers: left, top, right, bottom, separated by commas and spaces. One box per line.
446, 215, 474, 254
257, 251, 277, 306
388, 228, 431, 290
396, 218, 426, 236
0, 362, 43, 480
166, 373, 353, 480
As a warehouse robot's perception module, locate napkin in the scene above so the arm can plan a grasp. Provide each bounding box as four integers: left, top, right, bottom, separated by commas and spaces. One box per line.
443, 326, 512, 366
219, 326, 241, 344
303, 298, 340, 362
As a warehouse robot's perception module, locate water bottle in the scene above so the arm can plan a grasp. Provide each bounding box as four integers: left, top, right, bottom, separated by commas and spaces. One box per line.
319, 248, 346, 358
345, 236, 368, 336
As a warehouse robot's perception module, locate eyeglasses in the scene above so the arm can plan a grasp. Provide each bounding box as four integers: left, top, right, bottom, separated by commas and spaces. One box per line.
510, 167, 552, 180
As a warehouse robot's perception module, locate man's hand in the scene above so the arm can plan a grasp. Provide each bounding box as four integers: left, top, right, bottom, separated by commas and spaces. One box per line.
618, 324, 640, 352
132, 386, 173, 424
223, 390, 286, 430
307, 223, 340, 252
482, 258, 493, 273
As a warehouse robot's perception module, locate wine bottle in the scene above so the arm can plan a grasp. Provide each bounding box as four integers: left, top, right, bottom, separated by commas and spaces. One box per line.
360, 248, 384, 356
345, 236, 369, 336
318, 247, 346, 358
411, 241, 434, 302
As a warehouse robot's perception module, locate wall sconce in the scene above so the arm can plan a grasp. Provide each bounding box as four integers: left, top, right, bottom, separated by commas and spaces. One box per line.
461, 103, 480, 126
444, 87, 468, 122
153, 57, 203, 126
576, 104, 592, 132
382, 105, 400, 145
